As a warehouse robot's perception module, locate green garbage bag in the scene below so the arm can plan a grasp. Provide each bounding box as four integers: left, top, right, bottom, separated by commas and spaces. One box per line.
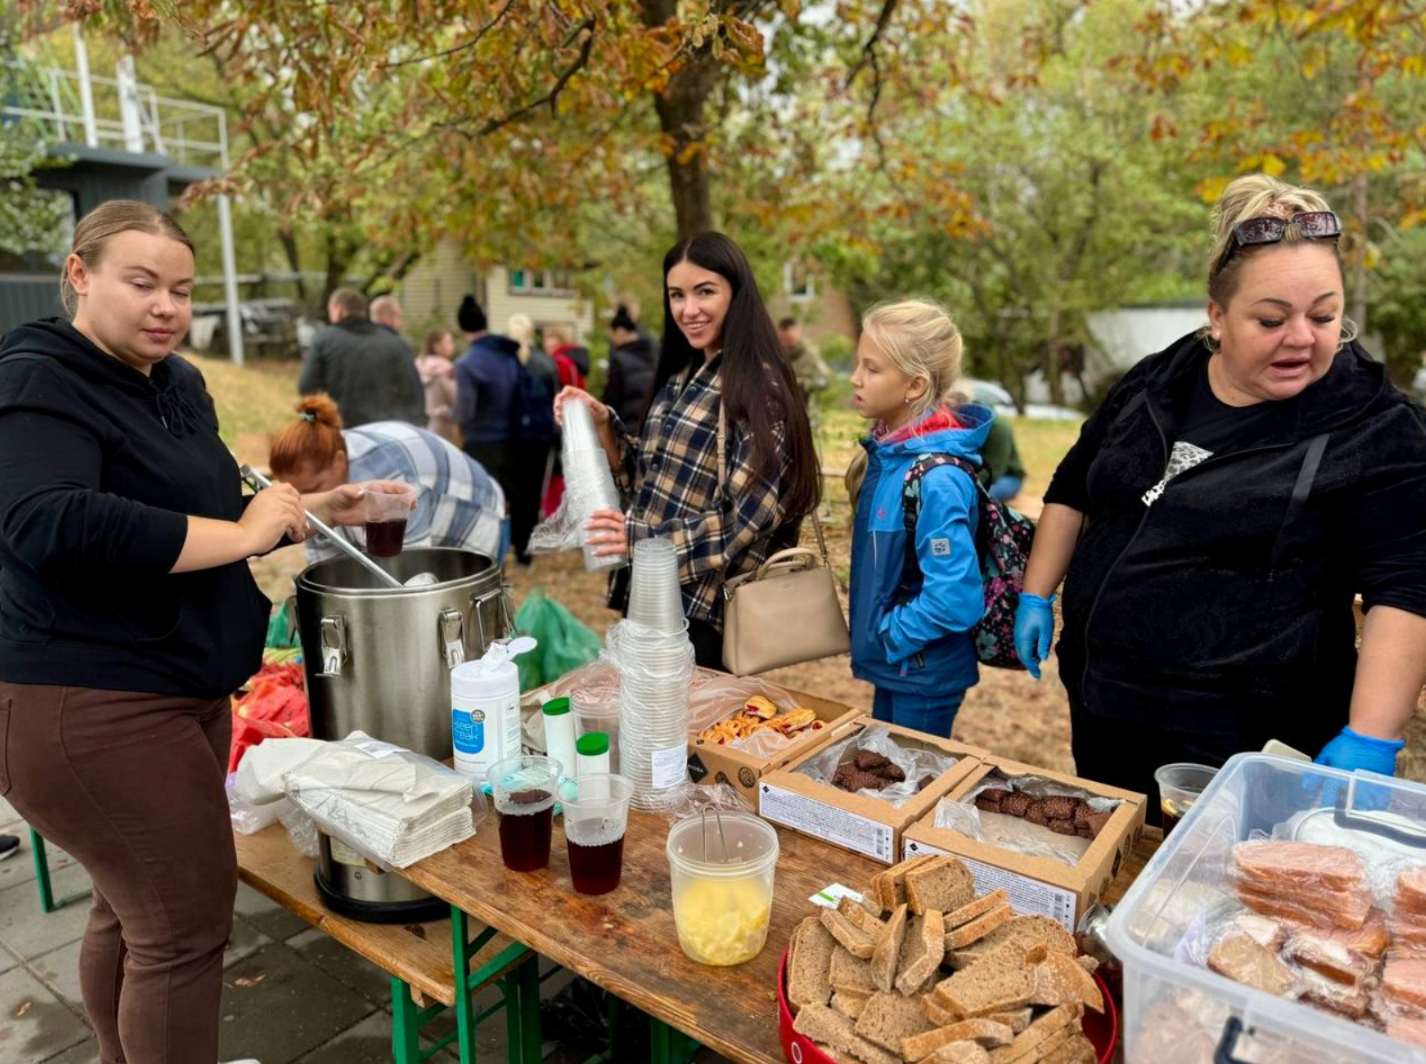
513, 588, 603, 692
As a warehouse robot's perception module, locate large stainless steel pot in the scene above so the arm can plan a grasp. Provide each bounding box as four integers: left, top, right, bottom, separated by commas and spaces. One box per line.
294, 547, 511, 922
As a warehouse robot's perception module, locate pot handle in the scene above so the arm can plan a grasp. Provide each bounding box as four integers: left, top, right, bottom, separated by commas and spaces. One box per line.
470, 585, 512, 652
439, 607, 465, 669
318, 615, 347, 677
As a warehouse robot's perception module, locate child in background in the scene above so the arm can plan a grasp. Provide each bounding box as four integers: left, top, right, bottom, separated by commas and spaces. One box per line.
846, 300, 993, 736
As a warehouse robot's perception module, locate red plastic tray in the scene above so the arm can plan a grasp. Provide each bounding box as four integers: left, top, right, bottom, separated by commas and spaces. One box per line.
775, 951, 1118, 1064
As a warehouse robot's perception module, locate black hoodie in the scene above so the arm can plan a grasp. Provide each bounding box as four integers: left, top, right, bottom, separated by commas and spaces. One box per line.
0, 320, 269, 698
602, 335, 660, 434
1045, 331, 1426, 749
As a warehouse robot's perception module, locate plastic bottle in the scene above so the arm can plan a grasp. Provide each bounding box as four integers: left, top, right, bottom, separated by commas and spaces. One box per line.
576, 732, 611, 778
543, 697, 578, 782
449, 637, 537, 782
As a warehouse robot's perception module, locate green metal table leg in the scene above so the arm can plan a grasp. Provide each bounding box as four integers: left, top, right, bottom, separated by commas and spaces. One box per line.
32, 830, 56, 913
451, 906, 480, 1064
391, 976, 423, 1064
649, 1017, 699, 1064
516, 952, 542, 1064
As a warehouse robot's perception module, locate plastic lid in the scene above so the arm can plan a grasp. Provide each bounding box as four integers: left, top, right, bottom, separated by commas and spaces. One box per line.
542, 697, 571, 717
576, 732, 610, 756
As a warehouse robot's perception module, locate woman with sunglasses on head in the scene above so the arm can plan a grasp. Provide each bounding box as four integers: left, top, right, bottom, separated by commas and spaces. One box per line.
552, 232, 820, 669
1013, 174, 1426, 814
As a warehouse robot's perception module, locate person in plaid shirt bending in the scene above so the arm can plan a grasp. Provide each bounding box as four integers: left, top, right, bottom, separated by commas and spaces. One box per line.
555, 232, 821, 669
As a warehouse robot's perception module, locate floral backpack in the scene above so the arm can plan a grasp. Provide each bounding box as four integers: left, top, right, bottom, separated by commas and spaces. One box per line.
894, 453, 1035, 669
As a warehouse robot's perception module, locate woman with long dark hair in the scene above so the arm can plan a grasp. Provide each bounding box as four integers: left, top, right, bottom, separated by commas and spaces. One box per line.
555, 232, 820, 668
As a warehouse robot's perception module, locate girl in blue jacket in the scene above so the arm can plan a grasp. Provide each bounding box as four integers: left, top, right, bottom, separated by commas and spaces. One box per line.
846, 299, 992, 736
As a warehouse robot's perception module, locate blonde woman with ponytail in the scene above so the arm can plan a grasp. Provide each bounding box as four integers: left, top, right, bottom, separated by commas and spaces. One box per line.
847, 299, 994, 736
1017, 173, 1426, 818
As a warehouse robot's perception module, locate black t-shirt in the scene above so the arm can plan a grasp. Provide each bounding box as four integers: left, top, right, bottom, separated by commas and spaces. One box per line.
1142, 361, 1287, 506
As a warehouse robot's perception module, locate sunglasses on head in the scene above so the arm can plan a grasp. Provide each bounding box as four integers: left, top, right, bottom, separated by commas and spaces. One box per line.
1216, 211, 1341, 272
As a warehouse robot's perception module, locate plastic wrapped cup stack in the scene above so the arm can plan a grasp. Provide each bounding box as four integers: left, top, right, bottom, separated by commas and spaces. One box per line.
561, 399, 626, 573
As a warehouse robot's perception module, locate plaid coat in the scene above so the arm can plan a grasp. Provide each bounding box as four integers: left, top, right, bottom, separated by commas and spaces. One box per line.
611, 353, 801, 628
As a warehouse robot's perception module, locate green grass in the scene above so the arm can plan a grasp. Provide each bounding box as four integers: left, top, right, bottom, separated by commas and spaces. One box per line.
188, 353, 302, 450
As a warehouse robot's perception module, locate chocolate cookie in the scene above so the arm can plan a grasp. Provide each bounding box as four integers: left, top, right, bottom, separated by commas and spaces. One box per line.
1000, 792, 1033, 818
1042, 796, 1078, 821
1048, 818, 1078, 836
854, 751, 891, 771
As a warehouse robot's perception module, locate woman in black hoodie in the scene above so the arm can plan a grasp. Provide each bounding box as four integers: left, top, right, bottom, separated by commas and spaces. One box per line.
0, 201, 399, 1064
1013, 175, 1426, 813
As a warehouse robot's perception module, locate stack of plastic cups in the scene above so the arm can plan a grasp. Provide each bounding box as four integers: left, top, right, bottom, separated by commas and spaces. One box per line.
571, 690, 621, 775
561, 398, 627, 573
613, 538, 695, 811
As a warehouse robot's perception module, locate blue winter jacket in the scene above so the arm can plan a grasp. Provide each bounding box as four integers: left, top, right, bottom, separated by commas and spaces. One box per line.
454, 334, 522, 444
849, 405, 993, 696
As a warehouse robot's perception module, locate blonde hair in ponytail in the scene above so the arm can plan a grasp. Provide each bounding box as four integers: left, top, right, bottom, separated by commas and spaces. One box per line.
845, 299, 966, 505
506, 313, 535, 365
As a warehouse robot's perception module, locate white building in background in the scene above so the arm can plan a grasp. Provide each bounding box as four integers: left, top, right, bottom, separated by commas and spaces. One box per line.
400, 240, 594, 341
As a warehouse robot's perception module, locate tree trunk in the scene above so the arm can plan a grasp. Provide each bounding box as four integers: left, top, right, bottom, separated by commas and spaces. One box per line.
1350, 169, 1369, 337
276, 222, 309, 309
641, 0, 719, 239
1044, 305, 1066, 407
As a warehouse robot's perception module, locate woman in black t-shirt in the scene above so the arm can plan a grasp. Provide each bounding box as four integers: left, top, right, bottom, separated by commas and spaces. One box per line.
1012, 175, 1426, 812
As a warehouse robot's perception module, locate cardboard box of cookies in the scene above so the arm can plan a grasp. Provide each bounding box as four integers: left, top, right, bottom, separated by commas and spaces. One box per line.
902, 756, 1146, 930
685, 670, 865, 803
758, 721, 986, 865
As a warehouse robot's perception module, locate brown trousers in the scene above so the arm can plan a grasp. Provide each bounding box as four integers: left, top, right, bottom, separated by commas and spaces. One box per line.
0, 682, 235, 1064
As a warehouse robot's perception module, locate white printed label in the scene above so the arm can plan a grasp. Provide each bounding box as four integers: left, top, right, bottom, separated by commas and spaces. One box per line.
902, 838, 1079, 929
330, 838, 367, 868
809, 883, 867, 909
652, 743, 689, 789
759, 784, 896, 863
354, 739, 403, 759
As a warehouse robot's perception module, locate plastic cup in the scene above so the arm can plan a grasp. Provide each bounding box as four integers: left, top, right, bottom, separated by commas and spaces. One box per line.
573, 695, 620, 774
667, 812, 779, 966
627, 539, 685, 631
1154, 763, 1218, 835
362, 483, 415, 558
487, 755, 563, 872
559, 774, 634, 895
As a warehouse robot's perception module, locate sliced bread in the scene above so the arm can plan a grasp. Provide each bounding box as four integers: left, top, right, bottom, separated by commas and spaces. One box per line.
924, 994, 959, 1026
944, 890, 1010, 930
897, 908, 947, 996
873, 854, 938, 911
946, 905, 1017, 950
840, 894, 890, 938
906, 855, 977, 915
831, 946, 878, 994
792, 1002, 900, 1064
871, 903, 909, 992
831, 988, 873, 1020
1029, 952, 1105, 1012
854, 990, 938, 1054
822, 907, 878, 959
986, 1007, 1033, 1034
987, 1004, 1083, 1064
952, 915, 1078, 967
787, 916, 837, 1012
932, 948, 1035, 1018
922, 1042, 993, 1064
1038, 1033, 1098, 1064
902, 1017, 1015, 1059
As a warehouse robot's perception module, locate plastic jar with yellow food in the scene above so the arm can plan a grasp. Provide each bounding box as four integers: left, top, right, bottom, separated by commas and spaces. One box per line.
666, 811, 779, 966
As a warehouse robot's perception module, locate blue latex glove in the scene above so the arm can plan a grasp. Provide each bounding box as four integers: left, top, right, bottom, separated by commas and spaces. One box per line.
1014, 592, 1056, 681
1312, 726, 1403, 811
1315, 726, 1403, 775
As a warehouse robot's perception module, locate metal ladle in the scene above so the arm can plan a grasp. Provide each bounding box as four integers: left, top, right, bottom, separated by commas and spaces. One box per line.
240, 464, 404, 590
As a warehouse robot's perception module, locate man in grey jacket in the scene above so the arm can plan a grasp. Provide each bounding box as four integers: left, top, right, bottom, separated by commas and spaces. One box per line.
299, 288, 424, 427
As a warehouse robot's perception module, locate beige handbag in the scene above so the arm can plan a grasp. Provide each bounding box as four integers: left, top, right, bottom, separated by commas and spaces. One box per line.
717, 406, 850, 675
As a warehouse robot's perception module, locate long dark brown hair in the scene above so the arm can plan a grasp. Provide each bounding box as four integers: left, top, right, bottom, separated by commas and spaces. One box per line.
651, 232, 820, 519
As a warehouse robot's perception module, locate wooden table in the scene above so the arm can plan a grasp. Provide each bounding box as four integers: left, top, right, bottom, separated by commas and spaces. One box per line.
401, 811, 1164, 1064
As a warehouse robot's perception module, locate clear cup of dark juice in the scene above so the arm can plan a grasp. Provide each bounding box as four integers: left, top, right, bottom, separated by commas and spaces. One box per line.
1153, 763, 1218, 835
487, 755, 563, 872
559, 774, 634, 895
362, 483, 415, 558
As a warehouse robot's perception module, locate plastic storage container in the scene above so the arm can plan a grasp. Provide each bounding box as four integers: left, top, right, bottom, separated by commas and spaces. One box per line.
667, 811, 779, 966
1105, 753, 1426, 1064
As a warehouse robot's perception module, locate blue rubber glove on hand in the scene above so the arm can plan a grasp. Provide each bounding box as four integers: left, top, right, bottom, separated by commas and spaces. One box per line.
1315, 726, 1404, 776
1014, 592, 1056, 681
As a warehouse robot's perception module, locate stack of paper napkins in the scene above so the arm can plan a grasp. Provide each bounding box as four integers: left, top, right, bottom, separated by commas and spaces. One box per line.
237, 731, 477, 868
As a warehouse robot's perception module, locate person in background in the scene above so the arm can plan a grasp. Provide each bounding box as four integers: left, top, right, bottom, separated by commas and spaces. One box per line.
369, 294, 405, 338
1014, 174, 1426, 813
299, 287, 424, 427
846, 300, 991, 736
270, 394, 509, 565
602, 304, 660, 435
0, 200, 393, 1064
505, 314, 557, 564
554, 232, 821, 670
544, 321, 590, 386
1412, 349, 1426, 406
778, 317, 832, 418
416, 328, 459, 441
454, 295, 521, 500
979, 409, 1027, 502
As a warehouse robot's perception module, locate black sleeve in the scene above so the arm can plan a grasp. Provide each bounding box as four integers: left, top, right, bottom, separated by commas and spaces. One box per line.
1352, 407, 1426, 618
298, 341, 326, 395
602, 353, 627, 419
1043, 360, 1155, 512
0, 407, 189, 577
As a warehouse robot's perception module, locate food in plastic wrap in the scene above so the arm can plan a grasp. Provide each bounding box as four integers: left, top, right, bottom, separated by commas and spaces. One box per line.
933, 774, 1122, 870
694, 697, 825, 749
1206, 932, 1297, 997
799, 724, 954, 808
1233, 840, 1373, 931
1382, 958, 1426, 1011
1232, 913, 1288, 952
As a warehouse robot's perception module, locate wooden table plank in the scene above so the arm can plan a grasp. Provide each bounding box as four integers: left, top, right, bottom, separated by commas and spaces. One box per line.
234, 825, 527, 1008
403, 809, 883, 1064
1104, 827, 1163, 908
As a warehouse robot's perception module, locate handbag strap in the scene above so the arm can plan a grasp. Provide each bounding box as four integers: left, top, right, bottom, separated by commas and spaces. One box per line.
717, 396, 837, 578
